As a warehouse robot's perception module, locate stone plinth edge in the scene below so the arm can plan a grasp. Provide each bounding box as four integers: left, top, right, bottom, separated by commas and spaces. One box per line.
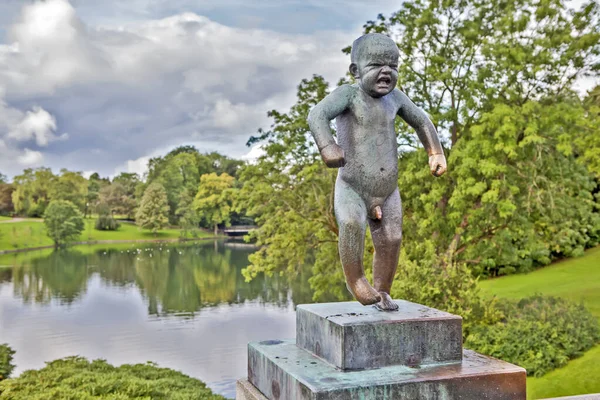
236, 379, 268, 400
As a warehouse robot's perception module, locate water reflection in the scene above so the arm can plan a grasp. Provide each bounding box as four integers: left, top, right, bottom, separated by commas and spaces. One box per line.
0, 240, 315, 398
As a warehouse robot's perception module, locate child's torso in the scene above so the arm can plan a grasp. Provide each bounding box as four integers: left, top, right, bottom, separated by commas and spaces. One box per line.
336, 87, 400, 200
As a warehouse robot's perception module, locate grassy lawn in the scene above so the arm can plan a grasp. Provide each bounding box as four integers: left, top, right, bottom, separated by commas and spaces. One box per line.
0, 216, 12, 221
479, 246, 600, 399
0, 219, 211, 251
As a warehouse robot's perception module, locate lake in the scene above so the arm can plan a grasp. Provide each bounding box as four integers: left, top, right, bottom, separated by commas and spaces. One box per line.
0, 240, 316, 399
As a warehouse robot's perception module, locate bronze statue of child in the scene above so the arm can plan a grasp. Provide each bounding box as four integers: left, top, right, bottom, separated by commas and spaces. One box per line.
308, 33, 447, 311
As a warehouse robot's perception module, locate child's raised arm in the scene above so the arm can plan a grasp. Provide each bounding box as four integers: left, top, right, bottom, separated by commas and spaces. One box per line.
395, 90, 447, 176
307, 85, 353, 168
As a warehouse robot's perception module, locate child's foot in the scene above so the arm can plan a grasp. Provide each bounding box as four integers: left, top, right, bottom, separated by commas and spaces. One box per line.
347, 277, 381, 305
375, 292, 399, 311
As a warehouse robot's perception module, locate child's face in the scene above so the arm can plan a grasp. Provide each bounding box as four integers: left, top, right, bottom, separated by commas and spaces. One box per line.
356, 46, 399, 98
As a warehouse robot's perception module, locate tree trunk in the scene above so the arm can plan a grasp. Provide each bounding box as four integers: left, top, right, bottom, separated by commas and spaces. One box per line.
214, 224, 218, 236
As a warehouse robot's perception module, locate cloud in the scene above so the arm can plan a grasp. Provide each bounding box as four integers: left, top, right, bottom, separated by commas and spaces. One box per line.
0, 0, 358, 177
17, 148, 44, 166
7, 106, 66, 146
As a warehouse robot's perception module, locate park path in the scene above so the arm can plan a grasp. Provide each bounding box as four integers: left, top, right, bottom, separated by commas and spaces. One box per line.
0, 217, 43, 223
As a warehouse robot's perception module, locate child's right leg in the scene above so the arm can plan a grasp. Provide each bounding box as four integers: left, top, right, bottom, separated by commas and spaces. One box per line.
335, 178, 381, 305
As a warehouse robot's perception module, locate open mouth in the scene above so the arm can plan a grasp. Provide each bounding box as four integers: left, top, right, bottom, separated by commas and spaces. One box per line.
377, 76, 391, 85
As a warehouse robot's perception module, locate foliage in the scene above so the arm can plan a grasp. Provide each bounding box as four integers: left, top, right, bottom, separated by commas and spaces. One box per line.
94, 203, 120, 231
43, 201, 85, 247
12, 168, 55, 217
0, 356, 226, 399
175, 189, 200, 239
0, 184, 14, 216
466, 295, 600, 377
237, 76, 344, 295
144, 147, 243, 223
135, 183, 169, 234
0, 344, 15, 381
358, 0, 600, 276
99, 182, 137, 220
194, 173, 236, 235
49, 169, 88, 212
391, 250, 503, 337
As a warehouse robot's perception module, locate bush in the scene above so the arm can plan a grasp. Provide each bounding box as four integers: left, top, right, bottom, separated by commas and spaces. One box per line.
95, 215, 120, 231
0, 357, 226, 399
466, 295, 600, 377
94, 203, 120, 231
0, 344, 15, 381
391, 251, 504, 338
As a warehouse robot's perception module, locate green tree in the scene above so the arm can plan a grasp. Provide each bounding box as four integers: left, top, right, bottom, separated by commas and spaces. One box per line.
194, 173, 236, 236
236, 76, 345, 298
0, 183, 15, 216
143, 147, 243, 223
43, 200, 85, 248
176, 189, 200, 238
12, 168, 56, 217
135, 183, 169, 235
99, 182, 137, 219
0, 173, 6, 184
49, 169, 88, 212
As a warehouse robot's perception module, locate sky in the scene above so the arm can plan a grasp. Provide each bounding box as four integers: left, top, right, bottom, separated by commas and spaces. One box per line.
0, 0, 400, 179
0, 1, 597, 180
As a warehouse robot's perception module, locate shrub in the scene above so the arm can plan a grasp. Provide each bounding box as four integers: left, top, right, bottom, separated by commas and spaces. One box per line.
0, 344, 15, 381
466, 295, 600, 377
391, 250, 504, 338
0, 357, 226, 399
95, 204, 120, 231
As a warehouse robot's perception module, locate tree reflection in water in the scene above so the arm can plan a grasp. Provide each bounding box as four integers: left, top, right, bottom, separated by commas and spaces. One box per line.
1, 241, 317, 315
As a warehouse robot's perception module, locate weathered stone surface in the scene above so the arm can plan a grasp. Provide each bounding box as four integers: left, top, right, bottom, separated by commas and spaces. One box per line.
236, 379, 268, 400
248, 339, 526, 400
296, 300, 463, 370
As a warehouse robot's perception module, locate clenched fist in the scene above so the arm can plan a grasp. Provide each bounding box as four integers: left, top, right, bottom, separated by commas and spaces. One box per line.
321, 143, 346, 168
429, 153, 447, 177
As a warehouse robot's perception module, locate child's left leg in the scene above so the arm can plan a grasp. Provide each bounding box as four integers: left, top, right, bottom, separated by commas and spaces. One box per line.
369, 188, 402, 311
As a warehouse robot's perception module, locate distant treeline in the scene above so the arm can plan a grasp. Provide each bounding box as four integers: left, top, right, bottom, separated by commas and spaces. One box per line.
0, 147, 249, 234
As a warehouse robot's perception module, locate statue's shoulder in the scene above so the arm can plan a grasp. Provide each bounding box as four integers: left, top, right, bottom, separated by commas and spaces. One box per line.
390, 87, 407, 102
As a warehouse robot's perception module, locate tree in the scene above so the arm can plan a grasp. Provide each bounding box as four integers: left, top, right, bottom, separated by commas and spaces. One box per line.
12, 168, 56, 217
135, 183, 169, 235
49, 169, 88, 212
194, 173, 236, 236
43, 200, 85, 248
0, 173, 6, 184
236, 76, 345, 299
0, 184, 15, 216
143, 147, 243, 224
176, 189, 200, 238
98, 182, 137, 219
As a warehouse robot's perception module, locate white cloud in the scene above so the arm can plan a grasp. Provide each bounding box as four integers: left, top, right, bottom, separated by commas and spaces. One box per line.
241, 144, 265, 163
7, 106, 65, 146
17, 148, 44, 166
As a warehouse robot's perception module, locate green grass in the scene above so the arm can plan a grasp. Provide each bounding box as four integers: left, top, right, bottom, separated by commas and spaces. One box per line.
0, 216, 11, 221
0, 219, 211, 251
479, 246, 600, 399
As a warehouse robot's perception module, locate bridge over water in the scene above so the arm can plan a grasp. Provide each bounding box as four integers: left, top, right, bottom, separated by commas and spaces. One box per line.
222, 225, 257, 237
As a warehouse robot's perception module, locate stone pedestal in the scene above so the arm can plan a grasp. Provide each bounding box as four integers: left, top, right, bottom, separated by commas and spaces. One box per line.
237, 300, 526, 400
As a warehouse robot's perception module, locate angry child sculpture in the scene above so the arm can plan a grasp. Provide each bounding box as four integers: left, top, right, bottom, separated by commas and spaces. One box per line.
307, 33, 447, 311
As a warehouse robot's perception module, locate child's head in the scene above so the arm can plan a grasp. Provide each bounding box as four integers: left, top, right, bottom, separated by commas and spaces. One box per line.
350, 34, 399, 98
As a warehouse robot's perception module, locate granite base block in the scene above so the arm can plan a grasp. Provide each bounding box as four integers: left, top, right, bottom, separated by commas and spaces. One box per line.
248, 339, 526, 400
296, 300, 463, 370
237, 379, 268, 400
